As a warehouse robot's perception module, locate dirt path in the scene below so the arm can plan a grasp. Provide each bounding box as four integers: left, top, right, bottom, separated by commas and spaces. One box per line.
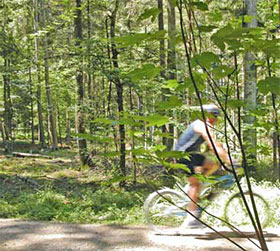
0, 219, 279, 251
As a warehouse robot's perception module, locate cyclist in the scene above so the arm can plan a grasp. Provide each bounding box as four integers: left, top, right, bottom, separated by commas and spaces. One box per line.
174, 104, 231, 229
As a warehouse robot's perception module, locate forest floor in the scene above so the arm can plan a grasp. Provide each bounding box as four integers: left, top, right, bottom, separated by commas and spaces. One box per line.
0, 142, 279, 250
0, 219, 280, 251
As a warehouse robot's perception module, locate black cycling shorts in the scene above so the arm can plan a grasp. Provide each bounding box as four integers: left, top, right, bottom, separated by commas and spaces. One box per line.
177, 153, 206, 176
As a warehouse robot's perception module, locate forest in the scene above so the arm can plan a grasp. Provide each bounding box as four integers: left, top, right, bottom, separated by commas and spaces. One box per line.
0, 0, 280, 250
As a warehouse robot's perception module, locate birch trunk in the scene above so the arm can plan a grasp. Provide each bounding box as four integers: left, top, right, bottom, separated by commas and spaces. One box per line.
243, 0, 257, 169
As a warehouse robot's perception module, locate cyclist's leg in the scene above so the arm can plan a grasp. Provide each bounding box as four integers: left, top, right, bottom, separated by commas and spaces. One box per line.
178, 154, 206, 228
202, 155, 219, 176
187, 176, 201, 212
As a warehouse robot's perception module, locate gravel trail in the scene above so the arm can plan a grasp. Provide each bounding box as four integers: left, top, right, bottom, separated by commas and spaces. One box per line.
0, 219, 279, 251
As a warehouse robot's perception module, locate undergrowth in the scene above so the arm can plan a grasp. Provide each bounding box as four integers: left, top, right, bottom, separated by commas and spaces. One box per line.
0, 148, 279, 228
0, 152, 148, 225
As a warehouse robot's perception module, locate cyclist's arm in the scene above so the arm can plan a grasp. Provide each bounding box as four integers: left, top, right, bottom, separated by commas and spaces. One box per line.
194, 120, 230, 165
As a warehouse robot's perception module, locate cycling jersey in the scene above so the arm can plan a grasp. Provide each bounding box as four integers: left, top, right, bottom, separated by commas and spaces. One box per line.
175, 120, 205, 152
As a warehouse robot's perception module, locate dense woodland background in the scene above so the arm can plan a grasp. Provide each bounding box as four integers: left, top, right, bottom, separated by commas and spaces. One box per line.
0, 0, 280, 183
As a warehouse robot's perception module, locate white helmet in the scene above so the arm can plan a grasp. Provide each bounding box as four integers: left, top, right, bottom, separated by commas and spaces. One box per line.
202, 104, 221, 117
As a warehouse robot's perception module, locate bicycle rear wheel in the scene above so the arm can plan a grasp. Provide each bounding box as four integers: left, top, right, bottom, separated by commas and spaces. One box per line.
224, 191, 270, 229
144, 189, 188, 233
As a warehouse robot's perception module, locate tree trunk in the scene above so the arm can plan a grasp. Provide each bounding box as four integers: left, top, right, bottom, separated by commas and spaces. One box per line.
65, 94, 71, 144
28, 65, 35, 144
41, 0, 58, 149
3, 59, 12, 143
158, 0, 168, 146
75, 0, 88, 165
33, 0, 45, 148
110, 0, 126, 178
87, 0, 95, 134
243, 0, 257, 170
166, 0, 177, 150
2, 2, 12, 148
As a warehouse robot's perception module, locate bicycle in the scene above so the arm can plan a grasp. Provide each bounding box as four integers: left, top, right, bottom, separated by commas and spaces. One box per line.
144, 168, 270, 233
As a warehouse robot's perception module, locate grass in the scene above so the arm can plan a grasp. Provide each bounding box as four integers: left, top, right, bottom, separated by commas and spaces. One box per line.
0, 143, 279, 229
0, 147, 148, 225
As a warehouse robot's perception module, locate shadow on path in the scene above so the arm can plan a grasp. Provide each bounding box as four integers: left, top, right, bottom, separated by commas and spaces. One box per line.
0, 219, 149, 251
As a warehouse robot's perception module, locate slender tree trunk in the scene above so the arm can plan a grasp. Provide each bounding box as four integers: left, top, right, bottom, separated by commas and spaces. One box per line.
41, 0, 58, 149
243, 0, 257, 170
65, 94, 71, 144
57, 105, 62, 147
87, 0, 94, 134
33, 0, 45, 148
2, 2, 12, 148
110, 0, 126, 178
158, 0, 168, 146
75, 0, 88, 165
167, 0, 177, 150
3, 59, 12, 143
28, 66, 35, 144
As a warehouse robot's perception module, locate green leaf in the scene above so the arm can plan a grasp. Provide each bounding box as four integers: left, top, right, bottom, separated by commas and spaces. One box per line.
156, 151, 189, 159
185, 72, 207, 93
145, 114, 169, 127
190, 2, 209, 11
226, 99, 246, 108
211, 65, 234, 79
93, 118, 117, 125
198, 25, 217, 32
164, 80, 179, 90
115, 33, 149, 46
208, 11, 223, 22
147, 30, 166, 41
243, 15, 255, 23
75, 133, 113, 143
119, 117, 141, 126
163, 161, 190, 173
129, 148, 149, 156
192, 52, 220, 69
258, 77, 280, 95
211, 25, 251, 50
211, 35, 225, 51
137, 8, 161, 22
126, 64, 162, 82
157, 96, 183, 110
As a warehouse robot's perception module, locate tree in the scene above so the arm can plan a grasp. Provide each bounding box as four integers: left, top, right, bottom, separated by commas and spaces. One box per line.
33, 0, 45, 148
243, 0, 258, 169
110, 0, 127, 178
41, 0, 58, 149
74, 0, 88, 165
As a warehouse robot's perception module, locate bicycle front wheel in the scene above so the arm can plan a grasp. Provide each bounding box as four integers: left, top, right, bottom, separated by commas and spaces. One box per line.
224, 191, 270, 229
144, 189, 188, 233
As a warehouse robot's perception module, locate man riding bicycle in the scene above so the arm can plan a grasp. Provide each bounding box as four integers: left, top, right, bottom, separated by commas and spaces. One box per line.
174, 104, 231, 229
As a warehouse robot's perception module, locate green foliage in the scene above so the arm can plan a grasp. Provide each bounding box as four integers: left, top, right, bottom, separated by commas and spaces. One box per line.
192, 52, 220, 69
115, 31, 166, 47
137, 8, 161, 23
156, 96, 183, 110
257, 77, 280, 95
126, 64, 162, 82
144, 114, 169, 127
190, 1, 209, 11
